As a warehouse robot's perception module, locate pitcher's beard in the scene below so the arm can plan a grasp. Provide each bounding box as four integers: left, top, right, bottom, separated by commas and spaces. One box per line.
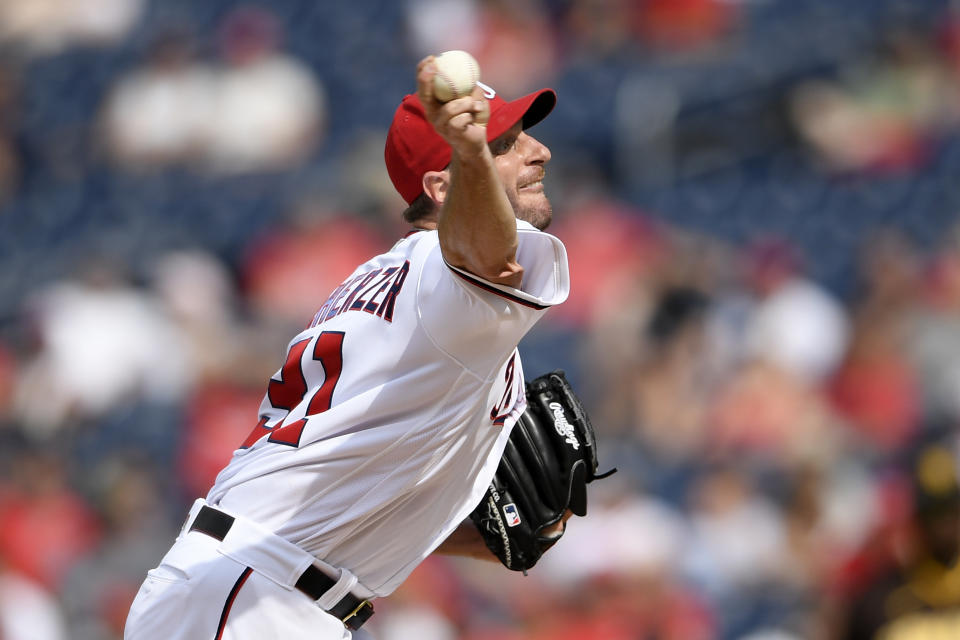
513, 195, 553, 231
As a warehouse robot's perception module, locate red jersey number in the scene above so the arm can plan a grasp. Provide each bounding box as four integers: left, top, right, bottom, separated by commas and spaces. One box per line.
240, 331, 345, 449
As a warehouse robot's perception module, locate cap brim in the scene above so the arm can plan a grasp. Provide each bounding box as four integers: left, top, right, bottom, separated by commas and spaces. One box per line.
486, 88, 556, 142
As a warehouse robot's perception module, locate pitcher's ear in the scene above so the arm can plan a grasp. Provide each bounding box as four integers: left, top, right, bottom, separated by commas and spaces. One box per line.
422, 170, 449, 205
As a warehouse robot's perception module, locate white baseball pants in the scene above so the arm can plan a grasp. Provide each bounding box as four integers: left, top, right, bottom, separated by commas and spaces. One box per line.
124, 500, 357, 640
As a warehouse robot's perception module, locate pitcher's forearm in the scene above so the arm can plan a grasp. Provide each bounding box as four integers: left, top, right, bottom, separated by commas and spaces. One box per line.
434, 520, 498, 561
438, 149, 522, 287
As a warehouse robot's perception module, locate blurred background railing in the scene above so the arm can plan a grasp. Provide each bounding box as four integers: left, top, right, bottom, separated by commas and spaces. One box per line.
2, 1, 960, 639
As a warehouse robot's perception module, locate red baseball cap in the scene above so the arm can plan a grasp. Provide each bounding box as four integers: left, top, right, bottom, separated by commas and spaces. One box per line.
384, 84, 557, 204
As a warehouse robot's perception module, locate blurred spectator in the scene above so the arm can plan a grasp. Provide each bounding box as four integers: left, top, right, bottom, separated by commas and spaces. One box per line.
538, 479, 691, 585
548, 195, 664, 330
406, 0, 558, 96
150, 250, 239, 376
906, 228, 960, 423
59, 457, 177, 640
366, 557, 465, 640
0, 443, 101, 590
204, 5, 326, 173
597, 285, 715, 499
240, 204, 388, 330
510, 577, 710, 640
335, 129, 411, 235
633, 0, 739, 55
790, 28, 960, 174
766, 464, 875, 639
0, 555, 67, 640
828, 231, 923, 451
101, 7, 325, 174
176, 382, 267, 499
467, 0, 558, 97
13, 260, 191, 435
741, 236, 850, 386
372, 606, 457, 640
100, 28, 215, 170
150, 249, 278, 386
778, 466, 833, 592
405, 0, 483, 57
682, 464, 813, 638
708, 356, 840, 467
682, 465, 789, 597
547, 192, 667, 430
631, 287, 711, 461
695, 238, 847, 466
832, 443, 960, 639
0, 0, 144, 56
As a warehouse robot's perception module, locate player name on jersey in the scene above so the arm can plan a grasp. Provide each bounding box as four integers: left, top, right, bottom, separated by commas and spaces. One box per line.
310, 261, 410, 328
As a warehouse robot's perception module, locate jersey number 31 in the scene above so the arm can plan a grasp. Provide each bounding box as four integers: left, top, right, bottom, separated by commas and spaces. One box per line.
238, 331, 345, 449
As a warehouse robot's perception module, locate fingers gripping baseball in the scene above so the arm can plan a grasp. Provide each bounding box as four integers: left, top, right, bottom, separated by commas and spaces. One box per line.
416, 56, 488, 156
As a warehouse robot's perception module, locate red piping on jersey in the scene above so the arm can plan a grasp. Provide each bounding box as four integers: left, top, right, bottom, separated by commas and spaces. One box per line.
215, 567, 253, 640
403, 228, 426, 238
449, 267, 550, 310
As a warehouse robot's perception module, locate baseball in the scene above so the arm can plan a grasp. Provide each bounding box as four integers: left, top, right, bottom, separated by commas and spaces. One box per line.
432, 50, 480, 103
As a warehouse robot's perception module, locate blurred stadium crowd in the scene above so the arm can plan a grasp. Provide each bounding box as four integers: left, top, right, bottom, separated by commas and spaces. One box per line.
3, 0, 960, 638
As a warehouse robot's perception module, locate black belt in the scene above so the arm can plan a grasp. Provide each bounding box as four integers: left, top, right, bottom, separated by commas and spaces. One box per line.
189, 505, 374, 631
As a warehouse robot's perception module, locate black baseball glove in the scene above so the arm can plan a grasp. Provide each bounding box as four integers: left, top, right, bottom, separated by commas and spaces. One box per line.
469, 370, 615, 572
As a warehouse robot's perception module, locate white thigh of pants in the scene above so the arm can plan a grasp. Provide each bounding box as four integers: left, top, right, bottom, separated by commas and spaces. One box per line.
124, 530, 352, 640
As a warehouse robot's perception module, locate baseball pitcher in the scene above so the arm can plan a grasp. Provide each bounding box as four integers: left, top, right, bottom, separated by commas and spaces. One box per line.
124, 54, 610, 640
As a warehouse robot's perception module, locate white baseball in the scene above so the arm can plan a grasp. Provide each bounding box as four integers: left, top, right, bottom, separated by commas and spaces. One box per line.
432, 50, 480, 103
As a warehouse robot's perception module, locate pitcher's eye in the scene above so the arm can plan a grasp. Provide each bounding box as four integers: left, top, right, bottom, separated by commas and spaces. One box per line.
491, 135, 517, 156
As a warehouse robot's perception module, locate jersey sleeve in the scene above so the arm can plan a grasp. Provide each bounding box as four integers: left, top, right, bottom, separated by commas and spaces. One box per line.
416, 220, 569, 376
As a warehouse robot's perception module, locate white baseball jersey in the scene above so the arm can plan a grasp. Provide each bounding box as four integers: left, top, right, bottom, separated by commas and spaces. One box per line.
206, 219, 569, 597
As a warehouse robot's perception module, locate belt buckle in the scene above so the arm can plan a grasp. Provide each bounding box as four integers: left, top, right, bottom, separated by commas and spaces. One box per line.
340, 599, 374, 631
